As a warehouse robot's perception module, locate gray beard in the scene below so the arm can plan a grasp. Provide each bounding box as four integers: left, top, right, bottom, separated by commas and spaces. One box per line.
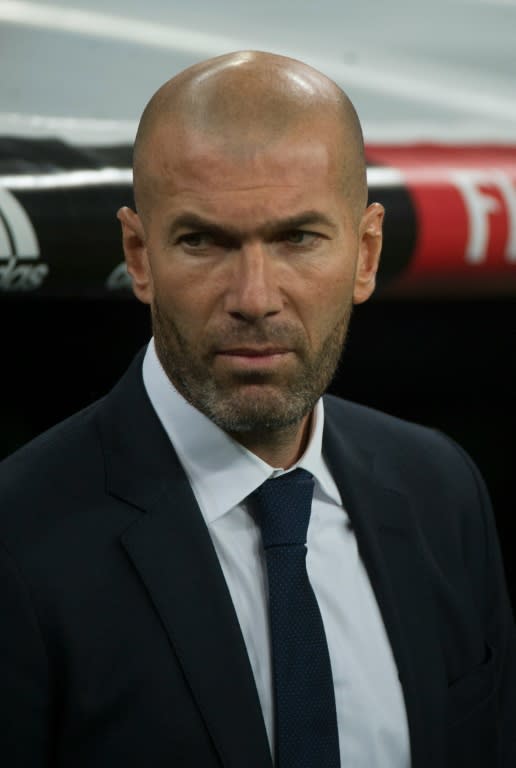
151, 298, 351, 435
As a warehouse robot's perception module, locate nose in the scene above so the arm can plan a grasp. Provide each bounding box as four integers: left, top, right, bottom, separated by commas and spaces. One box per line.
224, 242, 283, 321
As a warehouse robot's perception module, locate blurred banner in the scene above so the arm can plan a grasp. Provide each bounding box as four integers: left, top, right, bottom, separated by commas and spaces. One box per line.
1, 138, 515, 298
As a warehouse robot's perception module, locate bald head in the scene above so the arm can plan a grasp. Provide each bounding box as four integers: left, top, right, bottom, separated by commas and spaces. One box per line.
132, 51, 367, 222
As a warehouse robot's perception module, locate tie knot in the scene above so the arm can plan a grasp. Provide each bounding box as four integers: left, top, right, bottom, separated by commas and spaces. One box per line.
252, 468, 315, 549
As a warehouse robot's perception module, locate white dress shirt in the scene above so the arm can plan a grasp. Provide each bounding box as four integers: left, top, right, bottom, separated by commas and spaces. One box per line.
143, 339, 411, 767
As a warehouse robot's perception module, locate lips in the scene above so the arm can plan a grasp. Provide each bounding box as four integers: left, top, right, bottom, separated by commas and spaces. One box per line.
218, 347, 289, 357
214, 346, 293, 371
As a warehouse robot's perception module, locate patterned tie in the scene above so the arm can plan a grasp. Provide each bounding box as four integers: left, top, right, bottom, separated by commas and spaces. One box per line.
252, 468, 340, 767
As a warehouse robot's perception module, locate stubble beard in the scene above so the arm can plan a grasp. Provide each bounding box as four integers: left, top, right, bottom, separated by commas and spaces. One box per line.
151, 298, 352, 436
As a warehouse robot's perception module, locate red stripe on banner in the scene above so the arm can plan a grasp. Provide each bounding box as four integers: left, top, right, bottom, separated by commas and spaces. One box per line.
366, 145, 516, 295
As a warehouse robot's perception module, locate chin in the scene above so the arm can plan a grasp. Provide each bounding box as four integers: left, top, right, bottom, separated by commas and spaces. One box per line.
205, 387, 315, 434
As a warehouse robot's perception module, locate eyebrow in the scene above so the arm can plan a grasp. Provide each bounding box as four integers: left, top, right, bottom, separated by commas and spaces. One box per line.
167, 210, 337, 241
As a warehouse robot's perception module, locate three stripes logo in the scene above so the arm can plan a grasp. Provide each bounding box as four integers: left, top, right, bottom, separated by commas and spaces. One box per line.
0, 187, 48, 291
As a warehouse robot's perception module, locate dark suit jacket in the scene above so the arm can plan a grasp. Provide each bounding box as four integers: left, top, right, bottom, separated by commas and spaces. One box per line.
1, 349, 515, 767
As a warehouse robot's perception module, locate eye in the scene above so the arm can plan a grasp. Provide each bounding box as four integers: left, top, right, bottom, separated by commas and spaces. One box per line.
283, 230, 318, 246
177, 232, 213, 249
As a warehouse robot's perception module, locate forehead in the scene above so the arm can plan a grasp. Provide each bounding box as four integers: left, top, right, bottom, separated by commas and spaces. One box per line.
135, 116, 362, 235
146, 122, 346, 200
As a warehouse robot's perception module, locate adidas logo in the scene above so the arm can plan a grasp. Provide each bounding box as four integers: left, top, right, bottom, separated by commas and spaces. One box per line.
0, 187, 48, 291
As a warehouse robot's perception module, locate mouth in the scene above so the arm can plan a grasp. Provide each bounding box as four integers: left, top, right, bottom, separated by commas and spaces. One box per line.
215, 347, 293, 370
218, 346, 290, 356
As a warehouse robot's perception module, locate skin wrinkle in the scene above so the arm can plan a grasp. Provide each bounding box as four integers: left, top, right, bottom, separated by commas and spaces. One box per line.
119, 50, 383, 467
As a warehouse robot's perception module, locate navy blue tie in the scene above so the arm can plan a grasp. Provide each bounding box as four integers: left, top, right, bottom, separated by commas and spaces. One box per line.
252, 469, 340, 767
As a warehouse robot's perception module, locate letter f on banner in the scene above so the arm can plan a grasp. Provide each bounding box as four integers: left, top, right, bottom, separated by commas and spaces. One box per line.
452, 170, 516, 265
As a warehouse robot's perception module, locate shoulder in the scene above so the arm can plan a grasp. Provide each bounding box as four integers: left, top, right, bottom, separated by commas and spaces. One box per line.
0, 347, 147, 508
0, 398, 107, 553
1, 397, 104, 482
0, 347, 153, 560
324, 392, 460, 452
323, 393, 446, 451
322, 393, 487, 503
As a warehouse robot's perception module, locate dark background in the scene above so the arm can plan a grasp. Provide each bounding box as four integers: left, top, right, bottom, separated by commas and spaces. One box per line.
1, 295, 514, 610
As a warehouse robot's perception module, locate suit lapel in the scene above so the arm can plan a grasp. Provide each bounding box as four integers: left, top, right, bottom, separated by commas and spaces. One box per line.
323, 405, 447, 768
98, 352, 273, 768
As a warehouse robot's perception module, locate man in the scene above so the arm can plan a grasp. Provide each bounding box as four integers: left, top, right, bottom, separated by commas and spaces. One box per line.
0, 51, 514, 768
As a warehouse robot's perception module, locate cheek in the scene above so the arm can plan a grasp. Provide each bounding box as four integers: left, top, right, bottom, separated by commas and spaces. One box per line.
296, 263, 356, 340
151, 264, 216, 334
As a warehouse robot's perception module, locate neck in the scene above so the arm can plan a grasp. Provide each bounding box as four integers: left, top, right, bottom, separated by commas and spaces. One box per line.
229, 413, 312, 469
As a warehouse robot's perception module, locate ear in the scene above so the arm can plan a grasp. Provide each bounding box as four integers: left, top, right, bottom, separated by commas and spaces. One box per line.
353, 202, 384, 305
116, 206, 153, 304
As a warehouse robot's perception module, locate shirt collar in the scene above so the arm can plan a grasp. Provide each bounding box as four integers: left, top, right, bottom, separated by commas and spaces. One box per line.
142, 339, 341, 524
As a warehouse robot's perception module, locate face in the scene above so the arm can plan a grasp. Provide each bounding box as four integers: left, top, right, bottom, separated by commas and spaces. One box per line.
119, 122, 383, 437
